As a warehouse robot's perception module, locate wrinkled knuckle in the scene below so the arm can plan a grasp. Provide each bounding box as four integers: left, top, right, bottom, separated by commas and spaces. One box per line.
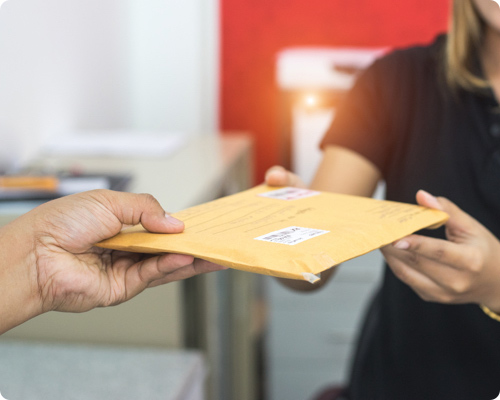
139, 192, 157, 203
433, 248, 447, 262
437, 292, 455, 304
468, 259, 483, 275
139, 193, 162, 209
82, 188, 108, 204
163, 254, 193, 271
92, 188, 110, 196
466, 249, 484, 274
447, 224, 468, 240
448, 279, 471, 296
408, 239, 420, 252
407, 251, 421, 265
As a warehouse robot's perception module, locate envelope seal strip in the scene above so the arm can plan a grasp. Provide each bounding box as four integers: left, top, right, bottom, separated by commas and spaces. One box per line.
302, 272, 321, 284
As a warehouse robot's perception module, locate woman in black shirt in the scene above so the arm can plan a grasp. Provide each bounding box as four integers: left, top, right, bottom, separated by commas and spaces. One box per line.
266, 0, 500, 398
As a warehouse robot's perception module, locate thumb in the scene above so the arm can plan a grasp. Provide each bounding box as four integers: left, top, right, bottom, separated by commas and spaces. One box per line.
265, 165, 306, 188
416, 190, 476, 242
103, 191, 185, 234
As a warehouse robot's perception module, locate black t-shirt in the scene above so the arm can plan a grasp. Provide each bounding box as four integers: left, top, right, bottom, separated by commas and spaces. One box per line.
321, 35, 500, 400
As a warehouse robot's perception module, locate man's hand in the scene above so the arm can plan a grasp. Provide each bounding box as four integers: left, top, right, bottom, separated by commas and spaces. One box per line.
382, 190, 500, 312
0, 190, 225, 333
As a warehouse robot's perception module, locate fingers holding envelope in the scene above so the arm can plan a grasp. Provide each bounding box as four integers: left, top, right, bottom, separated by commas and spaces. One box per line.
381, 190, 500, 311
265, 165, 306, 188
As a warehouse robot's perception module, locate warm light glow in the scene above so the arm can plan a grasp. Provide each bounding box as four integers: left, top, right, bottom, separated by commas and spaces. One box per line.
304, 94, 318, 108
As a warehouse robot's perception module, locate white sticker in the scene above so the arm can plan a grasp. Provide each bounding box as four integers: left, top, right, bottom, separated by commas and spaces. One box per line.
259, 187, 320, 201
255, 226, 329, 246
302, 272, 321, 283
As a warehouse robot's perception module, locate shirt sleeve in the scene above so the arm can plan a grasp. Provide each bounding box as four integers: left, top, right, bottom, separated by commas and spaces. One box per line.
320, 57, 397, 176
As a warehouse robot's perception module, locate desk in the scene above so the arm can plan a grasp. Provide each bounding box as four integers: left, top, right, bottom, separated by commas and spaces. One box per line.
2, 133, 252, 346
1, 133, 260, 400
0, 341, 206, 400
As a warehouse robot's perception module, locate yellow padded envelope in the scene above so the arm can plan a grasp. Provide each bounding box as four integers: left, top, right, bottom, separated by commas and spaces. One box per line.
98, 186, 449, 281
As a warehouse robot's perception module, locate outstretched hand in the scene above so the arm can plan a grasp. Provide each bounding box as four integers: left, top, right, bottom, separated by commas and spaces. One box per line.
1, 190, 225, 333
382, 190, 500, 312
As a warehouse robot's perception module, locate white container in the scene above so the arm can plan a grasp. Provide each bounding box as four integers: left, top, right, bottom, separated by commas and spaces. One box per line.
276, 47, 387, 184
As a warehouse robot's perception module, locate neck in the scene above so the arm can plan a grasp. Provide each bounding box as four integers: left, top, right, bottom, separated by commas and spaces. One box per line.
482, 26, 500, 82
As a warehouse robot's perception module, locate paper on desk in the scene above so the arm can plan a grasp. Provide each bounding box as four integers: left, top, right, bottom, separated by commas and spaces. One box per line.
97, 186, 449, 281
43, 131, 186, 157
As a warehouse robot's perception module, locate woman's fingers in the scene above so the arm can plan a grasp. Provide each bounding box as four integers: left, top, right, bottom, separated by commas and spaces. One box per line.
384, 235, 482, 303
265, 166, 306, 188
392, 234, 480, 272
416, 190, 479, 241
383, 247, 458, 303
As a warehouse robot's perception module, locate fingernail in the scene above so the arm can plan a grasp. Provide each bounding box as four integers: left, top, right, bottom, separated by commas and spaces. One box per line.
393, 240, 410, 250
165, 213, 184, 227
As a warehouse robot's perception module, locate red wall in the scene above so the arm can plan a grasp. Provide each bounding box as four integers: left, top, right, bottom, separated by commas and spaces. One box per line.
220, 0, 451, 183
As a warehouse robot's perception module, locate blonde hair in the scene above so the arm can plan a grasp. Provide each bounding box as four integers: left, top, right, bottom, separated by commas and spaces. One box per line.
446, 0, 489, 90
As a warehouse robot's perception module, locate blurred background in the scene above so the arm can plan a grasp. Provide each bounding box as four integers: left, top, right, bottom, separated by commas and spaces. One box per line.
0, 0, 450, 399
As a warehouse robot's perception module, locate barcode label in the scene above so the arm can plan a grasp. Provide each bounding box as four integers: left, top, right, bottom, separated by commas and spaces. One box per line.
255, 226, 329, 246
259, 187, 320, 201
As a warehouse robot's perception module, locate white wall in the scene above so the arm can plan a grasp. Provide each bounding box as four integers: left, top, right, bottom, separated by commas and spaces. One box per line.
0, 0, 218, 169
126, 0, 219, 133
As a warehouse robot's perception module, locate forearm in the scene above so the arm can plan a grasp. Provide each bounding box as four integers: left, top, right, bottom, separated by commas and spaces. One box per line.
310, 145, 381, 196
0, 216, 42, 334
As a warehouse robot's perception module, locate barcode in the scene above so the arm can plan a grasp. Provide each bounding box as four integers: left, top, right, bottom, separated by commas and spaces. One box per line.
255, 226, 329, 246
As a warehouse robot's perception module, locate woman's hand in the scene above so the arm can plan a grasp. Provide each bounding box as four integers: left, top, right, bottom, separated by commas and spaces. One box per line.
265, 165, 306, 188
0, 190, 226, 333
382, 190, 500, 312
